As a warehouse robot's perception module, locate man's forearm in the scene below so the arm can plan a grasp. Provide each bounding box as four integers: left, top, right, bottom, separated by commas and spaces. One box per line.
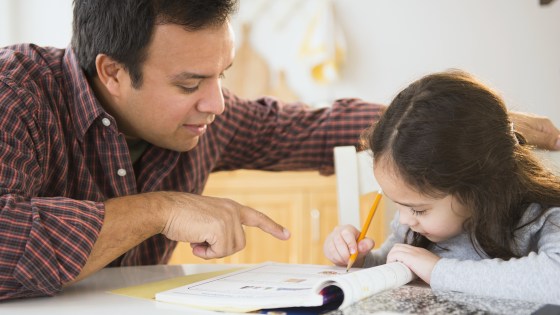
65, 190, 290, 286
66, 193, 166, 285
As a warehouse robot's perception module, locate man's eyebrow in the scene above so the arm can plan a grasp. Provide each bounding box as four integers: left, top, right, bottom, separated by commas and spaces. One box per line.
170, 63, 233, 82
169, 72, 209, 81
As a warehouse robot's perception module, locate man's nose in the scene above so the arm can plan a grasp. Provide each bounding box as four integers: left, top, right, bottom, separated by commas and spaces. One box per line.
197, 78, 225, 115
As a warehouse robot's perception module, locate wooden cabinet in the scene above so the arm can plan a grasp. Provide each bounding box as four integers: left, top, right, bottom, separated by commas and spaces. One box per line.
168, 170, 338, 265
168, 170, 393, 265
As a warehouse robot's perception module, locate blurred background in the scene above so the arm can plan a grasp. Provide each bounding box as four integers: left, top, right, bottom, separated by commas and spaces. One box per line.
2, 0, 559, 264
1, 0, 558, 122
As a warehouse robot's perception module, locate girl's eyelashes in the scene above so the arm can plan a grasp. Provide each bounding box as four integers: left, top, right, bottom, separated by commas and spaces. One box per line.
410, 208, 426, 216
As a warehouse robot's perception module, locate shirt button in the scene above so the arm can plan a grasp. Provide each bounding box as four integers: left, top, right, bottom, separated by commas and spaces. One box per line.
117, 168, 127, 177
102, 118, 111, 126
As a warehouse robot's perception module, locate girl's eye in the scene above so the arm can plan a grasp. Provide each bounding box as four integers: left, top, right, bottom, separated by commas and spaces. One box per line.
410, 208, 426, 216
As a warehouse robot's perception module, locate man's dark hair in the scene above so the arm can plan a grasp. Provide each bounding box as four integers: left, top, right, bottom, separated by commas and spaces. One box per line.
71, 0, 238, 88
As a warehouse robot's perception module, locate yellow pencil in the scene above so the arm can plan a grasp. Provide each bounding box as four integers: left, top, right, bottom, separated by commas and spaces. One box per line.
346, 190, 383, 272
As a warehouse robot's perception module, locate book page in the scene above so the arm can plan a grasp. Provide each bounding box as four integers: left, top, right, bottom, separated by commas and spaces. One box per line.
155, 262, 413, 312
155, 262, 356, 312
314, 262, 414, 309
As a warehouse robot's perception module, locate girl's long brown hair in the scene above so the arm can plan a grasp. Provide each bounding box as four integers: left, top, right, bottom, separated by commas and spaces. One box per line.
365, 70, 560, 259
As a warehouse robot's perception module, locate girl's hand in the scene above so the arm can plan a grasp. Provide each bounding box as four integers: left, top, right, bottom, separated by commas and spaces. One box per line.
387, 243, 440, 284
323, 224, 375, 267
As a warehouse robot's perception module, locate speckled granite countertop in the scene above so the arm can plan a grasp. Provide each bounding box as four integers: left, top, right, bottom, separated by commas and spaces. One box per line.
325, 281, 544, 315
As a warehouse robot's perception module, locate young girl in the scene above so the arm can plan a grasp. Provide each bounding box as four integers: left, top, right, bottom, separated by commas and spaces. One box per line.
323, 70, 560, 304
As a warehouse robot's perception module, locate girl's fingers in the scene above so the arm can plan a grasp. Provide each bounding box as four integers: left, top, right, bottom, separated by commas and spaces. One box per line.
340, 229, 358, 254
333, 231, 351, 259
358, 238, 374, 253
324, 225, 364, 266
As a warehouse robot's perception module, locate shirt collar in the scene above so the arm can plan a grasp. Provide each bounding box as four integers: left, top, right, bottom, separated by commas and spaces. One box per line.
61, 46, 106, 142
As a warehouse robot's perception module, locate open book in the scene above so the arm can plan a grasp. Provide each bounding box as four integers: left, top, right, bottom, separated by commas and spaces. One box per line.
155, 261, 414, 312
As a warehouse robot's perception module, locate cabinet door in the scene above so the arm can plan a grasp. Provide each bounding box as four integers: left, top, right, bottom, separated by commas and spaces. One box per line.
302, 190, 339, 265
168, 171, 338, 265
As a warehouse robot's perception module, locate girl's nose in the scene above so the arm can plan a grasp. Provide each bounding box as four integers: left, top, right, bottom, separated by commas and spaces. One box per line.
398, 208, 417, 227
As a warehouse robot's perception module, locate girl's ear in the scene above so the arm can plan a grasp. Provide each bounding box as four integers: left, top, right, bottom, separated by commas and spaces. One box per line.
95, 54, 127, 97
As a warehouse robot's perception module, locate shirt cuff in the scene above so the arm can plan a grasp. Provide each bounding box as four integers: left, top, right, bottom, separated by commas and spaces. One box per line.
13, 198, 104, 296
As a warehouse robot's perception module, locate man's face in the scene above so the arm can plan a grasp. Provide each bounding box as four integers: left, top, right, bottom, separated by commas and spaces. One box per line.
112, 22, 235, 151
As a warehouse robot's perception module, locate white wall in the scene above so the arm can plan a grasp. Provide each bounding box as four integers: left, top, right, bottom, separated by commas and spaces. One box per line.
0, 0, 72, 48
234, 0, 560, 127
333, 0, 560, 124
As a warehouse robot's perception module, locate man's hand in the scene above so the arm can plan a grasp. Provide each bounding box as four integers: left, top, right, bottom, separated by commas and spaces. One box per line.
386, 243, 440, 284
159, 192, 290, 259
69, 192, 289, 285
509, 111, 560, 150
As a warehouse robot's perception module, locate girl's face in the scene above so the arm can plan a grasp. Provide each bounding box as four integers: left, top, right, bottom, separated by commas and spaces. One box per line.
374, 157, 471, 243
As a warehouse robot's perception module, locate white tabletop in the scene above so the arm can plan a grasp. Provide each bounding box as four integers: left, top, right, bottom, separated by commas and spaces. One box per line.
0, 264, 245, 315
0, 263, 547, 315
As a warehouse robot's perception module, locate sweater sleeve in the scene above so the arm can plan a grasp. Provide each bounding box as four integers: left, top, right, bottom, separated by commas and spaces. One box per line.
430, 207, 560, 305
364, 212, 408, 267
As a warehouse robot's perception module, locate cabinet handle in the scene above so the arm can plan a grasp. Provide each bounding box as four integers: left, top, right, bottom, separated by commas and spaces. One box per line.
310, 208, 320, 242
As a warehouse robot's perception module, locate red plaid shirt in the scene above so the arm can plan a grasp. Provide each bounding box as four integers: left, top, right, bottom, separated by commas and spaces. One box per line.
0, 44, 383, 300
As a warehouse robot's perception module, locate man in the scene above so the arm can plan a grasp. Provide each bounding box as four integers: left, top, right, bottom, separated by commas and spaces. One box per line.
0, 0, 558, 300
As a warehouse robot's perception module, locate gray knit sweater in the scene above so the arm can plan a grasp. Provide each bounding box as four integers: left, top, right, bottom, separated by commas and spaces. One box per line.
363, 203, 560, 304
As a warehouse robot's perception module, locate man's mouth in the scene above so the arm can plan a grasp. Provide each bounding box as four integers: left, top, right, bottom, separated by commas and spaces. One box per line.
183, 124, 208, 136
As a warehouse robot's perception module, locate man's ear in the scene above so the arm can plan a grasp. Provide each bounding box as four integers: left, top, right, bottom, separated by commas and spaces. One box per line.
95, 54, 127, 97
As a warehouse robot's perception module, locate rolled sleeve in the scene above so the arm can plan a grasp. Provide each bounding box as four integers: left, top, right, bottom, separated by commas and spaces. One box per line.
213, 90, 385, 174
0, 196, 104, 299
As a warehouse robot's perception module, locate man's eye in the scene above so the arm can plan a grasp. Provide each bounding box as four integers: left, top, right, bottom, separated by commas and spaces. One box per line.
179, 85, 199, 93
